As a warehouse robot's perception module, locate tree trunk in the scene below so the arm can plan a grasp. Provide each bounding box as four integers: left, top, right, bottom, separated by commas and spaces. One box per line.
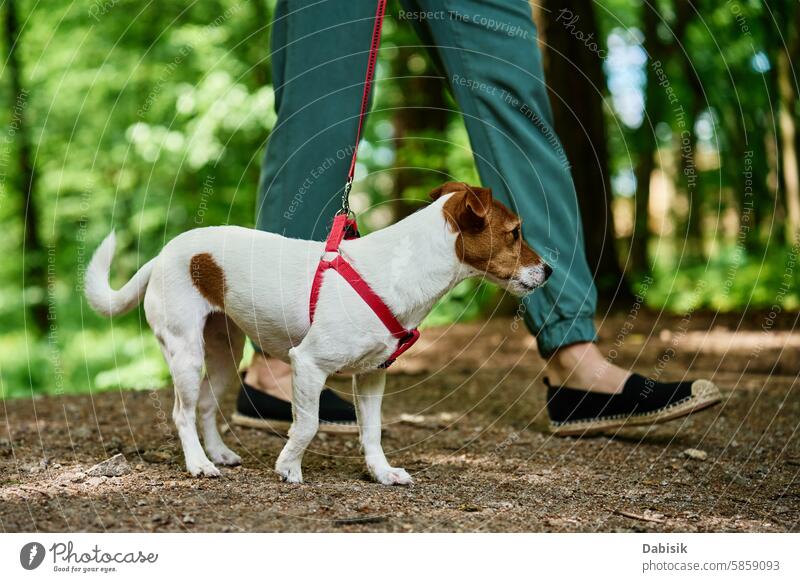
535, 0, 631, 302
250, 0, 272, 88
390, 45, 448, 221
753, 5, 787, 250
774, 2, 800, 245
630, 4, 661, 274
673, 1, 704, 259
4, 0, 48, 333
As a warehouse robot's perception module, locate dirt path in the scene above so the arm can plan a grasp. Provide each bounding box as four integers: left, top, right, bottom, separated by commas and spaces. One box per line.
2, 314, 798, 532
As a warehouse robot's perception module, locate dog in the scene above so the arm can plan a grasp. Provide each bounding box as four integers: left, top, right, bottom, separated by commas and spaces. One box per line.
85, 182, 550, 485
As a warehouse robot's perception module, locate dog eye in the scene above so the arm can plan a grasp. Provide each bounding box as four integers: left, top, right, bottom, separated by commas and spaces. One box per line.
511, 227, 520, 241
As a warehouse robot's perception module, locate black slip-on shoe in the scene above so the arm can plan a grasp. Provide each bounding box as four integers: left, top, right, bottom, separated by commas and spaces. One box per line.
232, 378, 359, 435
547, 373, 722, 436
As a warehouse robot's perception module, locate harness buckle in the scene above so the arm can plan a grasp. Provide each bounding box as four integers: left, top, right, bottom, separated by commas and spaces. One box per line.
378, 329, 420, 369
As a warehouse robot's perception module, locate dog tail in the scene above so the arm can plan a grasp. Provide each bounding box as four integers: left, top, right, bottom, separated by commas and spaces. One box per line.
85, 231, 155, 317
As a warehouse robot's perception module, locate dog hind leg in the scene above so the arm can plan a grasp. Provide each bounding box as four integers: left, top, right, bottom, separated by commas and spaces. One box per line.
157, 321, 220, 477
274, 346, 328, 483
198, 312, 244, 466
353, 370, 412, 485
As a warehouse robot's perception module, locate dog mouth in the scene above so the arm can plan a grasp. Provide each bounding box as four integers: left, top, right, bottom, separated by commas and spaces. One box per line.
512, 263, 552, 293
513, 279, 536, 291
508, 277, 543, 297
509, 265, 550, 295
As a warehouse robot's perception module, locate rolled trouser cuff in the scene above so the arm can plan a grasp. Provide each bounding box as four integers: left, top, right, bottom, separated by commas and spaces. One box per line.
532, 316, 597, 358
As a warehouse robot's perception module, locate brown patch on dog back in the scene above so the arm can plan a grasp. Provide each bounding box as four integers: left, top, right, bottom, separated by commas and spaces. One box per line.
432, 182, 542, 281
190, 253, 226, 308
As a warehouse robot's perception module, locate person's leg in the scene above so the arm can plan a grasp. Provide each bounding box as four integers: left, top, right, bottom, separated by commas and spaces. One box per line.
405, 2, 721, 433
239, 0, 377, 430
256, 0, 378, 240
408, 0, 627, 391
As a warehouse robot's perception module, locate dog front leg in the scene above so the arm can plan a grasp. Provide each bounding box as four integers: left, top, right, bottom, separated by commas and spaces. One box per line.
274, 347, 327, 483
354, 370, 412, 486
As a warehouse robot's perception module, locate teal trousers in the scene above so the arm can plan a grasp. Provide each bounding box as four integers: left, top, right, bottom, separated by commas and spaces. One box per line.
257, 0, 597, 357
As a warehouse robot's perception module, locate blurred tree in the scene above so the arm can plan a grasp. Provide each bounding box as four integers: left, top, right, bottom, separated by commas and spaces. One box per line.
672, 0, 705, 259
535, 0, 632, 301
770, 0, 800, 244
630, 3, 662, 274
3, 0, 48, 333
387, 39, 449, 220
249, 1, 272, 88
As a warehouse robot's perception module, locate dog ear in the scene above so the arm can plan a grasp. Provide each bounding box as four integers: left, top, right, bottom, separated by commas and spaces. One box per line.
429, 181, 469, 200
450, 185, 493, 232
464, 185, 492, 217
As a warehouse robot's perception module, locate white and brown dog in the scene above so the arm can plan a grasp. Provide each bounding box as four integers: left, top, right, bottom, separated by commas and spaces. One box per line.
85, 182, 549, 485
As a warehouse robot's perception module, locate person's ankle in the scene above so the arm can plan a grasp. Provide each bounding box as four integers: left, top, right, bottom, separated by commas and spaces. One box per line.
545, 342, 630, 394
244, 353, 293, 401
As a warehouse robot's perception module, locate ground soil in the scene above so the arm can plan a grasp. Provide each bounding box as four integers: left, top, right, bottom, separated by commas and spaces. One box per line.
1, 312, 798, 532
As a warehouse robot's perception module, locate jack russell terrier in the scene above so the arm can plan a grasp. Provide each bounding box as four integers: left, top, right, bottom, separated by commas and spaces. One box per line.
85, 182, 550, 485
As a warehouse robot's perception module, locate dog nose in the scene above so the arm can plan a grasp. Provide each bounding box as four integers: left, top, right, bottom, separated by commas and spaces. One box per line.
543, 264, 553, 280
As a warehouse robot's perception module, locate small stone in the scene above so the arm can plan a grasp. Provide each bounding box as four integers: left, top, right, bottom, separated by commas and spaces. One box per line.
70, 471, 87, 483
87, 453, 131, 477
182, 514, 195, 524
682, 448, 708, 461
727, 472, 749, 486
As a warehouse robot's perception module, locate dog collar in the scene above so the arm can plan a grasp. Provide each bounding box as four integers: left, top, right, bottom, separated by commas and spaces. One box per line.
309, 213, 420, 368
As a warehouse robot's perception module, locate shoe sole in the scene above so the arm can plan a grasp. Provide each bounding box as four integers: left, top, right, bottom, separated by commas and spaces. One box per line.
230, 412, 359, 435
549, 379, 723, 437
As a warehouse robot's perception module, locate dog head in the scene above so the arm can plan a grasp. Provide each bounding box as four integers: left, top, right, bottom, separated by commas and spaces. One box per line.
430, 181, 551, 296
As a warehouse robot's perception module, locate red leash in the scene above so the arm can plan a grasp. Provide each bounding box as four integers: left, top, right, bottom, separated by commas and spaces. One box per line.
340, 0, 388, 213
309, 0, 420, 368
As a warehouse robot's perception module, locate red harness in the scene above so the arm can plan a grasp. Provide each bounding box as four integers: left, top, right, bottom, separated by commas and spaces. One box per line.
308, 0, 418, 368
309, 214, 420, 369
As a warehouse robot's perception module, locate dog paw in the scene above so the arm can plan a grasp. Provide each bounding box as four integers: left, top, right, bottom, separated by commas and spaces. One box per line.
275, 461, 303, 484
187, 460, 221, 478
373, 466, 413, 486
207, 447, 241, 466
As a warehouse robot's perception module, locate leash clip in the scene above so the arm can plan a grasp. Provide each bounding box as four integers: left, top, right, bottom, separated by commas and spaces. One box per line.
339, 177, 354, 215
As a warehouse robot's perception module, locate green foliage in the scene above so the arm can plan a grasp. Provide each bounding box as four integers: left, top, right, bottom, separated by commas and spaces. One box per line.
644, 242, 800, 312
